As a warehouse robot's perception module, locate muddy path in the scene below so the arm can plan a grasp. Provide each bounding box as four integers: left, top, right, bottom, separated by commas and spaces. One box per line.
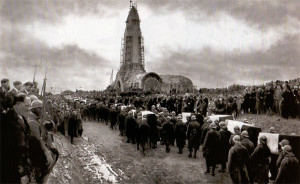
48, 121, 231, 183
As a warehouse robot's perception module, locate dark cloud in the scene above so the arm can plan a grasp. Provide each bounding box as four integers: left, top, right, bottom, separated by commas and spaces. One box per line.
0, 0, 127, 24
1, 0, 299, 27
148, 34, 300, 88
0, 26, 111, 67
0, 24, 113, 91
142, 0, 300, 27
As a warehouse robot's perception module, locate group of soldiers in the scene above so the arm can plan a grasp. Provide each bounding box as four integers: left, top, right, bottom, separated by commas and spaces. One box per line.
70, 93, 299, 184
0, 78, 59, 183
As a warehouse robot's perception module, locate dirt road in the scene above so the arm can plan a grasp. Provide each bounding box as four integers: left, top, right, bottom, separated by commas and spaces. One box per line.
48, 121, 231, 184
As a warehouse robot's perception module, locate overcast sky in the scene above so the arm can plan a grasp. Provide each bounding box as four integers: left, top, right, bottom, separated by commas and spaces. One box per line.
1, 0, 299, 93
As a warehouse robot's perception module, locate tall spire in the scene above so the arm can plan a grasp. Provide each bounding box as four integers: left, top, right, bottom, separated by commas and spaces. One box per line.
117, 0, 145, 81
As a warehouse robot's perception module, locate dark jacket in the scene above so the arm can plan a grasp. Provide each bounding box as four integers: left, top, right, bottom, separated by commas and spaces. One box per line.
241, 138, 255, 155
187, 121, 201, 150
125, 116, 137, 138
251, 143, 271, 184
1, 109, 28, 183
275, 152, 299, 184
162, 121, 175, 145
137, 122, 150, 145
174, 121, 187, 148
203, 129, 220, 164
228, 143, 250, 184
117, 112, 126, 131
219, 128, 232, 163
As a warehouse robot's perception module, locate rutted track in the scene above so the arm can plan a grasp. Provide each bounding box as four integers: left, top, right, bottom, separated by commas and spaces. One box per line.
48, 121, 232, 183
47, 129, 123, 183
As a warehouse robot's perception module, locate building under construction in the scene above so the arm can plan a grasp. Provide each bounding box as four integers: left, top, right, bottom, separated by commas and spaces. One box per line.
111, 2, 193, 93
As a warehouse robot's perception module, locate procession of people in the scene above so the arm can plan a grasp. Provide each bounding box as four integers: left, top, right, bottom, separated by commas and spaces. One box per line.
1, 77, 300, 184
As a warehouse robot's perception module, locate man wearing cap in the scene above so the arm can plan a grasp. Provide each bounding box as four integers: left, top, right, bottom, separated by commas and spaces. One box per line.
203, 122, 220, 176
276, 139, 290, 168
228, 135, 250, 184
218, 121, 231, 173
187, 115, 201, 158
251, 135, 271, 184
275, 145, 299, 184
229, 126, 241, 147
241, 131, 255, 154
174, 115, 187, 154
9, 81, 22, 97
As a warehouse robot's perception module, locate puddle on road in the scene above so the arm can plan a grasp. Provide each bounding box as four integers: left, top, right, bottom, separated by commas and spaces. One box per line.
74, 137, 121, 183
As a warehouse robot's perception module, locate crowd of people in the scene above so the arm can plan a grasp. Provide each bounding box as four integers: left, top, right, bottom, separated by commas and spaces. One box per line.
58, 91, 299, 184
0, 79, 59, 183
1, 77, 299, 184
239, 81, 300, 119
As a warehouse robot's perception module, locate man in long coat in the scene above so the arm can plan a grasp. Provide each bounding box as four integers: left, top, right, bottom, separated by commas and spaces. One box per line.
251, 135, 271, 184
147, 113, 160, 149
125, 111, 137, 144
218, 122, 231, 173
117, 109, 127, 136
275, 145, 299, 184
174, 115, 187, 154
162, 117, 175, 153
187, 115, 201, 158
240, 130, 255, 183
203, 123, 220, 176
228, 135, 250, 184
136, 118, 150, 155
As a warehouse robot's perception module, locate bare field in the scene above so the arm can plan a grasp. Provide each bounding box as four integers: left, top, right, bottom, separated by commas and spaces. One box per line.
236, 114, 300, 135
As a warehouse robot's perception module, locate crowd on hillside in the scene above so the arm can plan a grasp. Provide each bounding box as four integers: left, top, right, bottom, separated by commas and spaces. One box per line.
0, 79, 59, 183
1, 77, 299, 184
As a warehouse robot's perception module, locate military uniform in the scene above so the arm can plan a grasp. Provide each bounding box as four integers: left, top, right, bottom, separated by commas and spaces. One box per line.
174, 120, 187, 154
187, 120, 201, 158
228, 143, 250, 184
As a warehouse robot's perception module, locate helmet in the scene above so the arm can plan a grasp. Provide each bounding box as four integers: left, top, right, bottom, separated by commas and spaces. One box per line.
259, 135, 267, 143
279, 139, 290, 147
269, 127, 276, 133
233, 135, 241, 143
31, 100, 43, 109
241, 131, 249, 138
282, 145, 292, 153
234, 126, 240, 131
219, 121, 226, 127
